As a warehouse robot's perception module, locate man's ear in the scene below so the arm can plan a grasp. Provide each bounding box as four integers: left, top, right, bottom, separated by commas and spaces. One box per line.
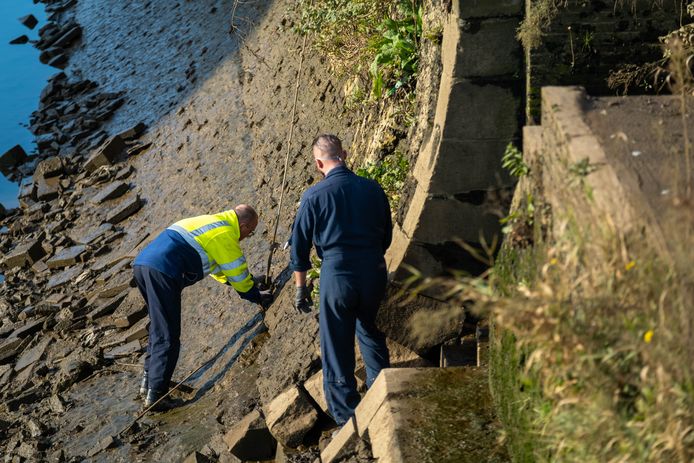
315, 159, 324, 169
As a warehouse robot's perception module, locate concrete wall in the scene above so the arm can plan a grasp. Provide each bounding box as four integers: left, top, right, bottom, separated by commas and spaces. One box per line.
386, 0, 523, 279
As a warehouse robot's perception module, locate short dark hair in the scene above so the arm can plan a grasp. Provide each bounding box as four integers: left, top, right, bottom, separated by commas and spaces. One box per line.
312, 134, 344, 158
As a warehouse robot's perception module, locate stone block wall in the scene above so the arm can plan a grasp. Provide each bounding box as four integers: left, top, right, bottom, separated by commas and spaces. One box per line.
386, 0, 523, 280
526, 0, 683, 121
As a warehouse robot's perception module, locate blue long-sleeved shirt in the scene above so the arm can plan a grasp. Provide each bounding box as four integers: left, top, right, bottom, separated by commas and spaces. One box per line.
289, 165, 392, 272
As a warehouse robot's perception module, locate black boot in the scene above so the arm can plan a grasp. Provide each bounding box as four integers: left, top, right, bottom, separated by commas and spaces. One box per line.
139, 371, 148, 397
144, 388, 178, 412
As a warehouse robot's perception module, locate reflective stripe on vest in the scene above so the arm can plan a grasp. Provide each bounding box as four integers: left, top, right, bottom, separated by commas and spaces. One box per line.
217, 255, 246, 272
190, 220, 229, 237
167, 224, 216, 275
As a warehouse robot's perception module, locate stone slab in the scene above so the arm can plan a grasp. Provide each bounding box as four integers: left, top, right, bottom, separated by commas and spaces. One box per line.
0, 144, 27, 175
103, 339, 142, 359
46, 265, 84, 290
84, 135, 125, 172
46, 245, 86, 269
14, 338, 50, 372
223, 409, 276, 461
9, 318, 46, 339
91, 181, 129, 204
35, 176, 61, 201
106, 194, 142, 224
264, 386, 318, 448
35, 156, 63, 178
304, 370, 328, 415
3, 237, 46, 269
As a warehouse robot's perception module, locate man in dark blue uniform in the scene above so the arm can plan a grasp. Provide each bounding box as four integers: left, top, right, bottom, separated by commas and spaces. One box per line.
290, 134, 392, 426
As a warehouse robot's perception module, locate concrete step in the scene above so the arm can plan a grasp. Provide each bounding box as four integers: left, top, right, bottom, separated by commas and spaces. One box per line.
319, 367, 508, 463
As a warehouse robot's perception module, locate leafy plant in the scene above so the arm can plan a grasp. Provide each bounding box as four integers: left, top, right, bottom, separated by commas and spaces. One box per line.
307, 255, 322, 308
356, 151, 410, 206
502, 143, 529, 177
369, 1, 423, 97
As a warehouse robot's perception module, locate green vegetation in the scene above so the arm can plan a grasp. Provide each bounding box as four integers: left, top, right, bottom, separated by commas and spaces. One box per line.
355, 150, 409, 207
295, 0, 423, 99
369, 1, 423, 97
307, 255, 322, 308
502, 143, 529, 178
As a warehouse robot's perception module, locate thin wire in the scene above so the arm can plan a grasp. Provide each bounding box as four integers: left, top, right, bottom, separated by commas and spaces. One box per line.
265, 30, 310, 285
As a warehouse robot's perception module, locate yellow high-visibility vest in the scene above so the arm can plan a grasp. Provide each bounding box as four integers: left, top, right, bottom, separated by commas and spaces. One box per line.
167, 210, 253, 292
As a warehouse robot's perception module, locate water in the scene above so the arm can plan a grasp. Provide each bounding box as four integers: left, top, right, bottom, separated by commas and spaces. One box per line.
0, 1, 53, 209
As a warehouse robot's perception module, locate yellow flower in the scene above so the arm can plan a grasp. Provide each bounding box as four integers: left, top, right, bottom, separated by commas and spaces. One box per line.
625, 261, 636, 271
643, 330, 654, 344
549, 258, 558, 266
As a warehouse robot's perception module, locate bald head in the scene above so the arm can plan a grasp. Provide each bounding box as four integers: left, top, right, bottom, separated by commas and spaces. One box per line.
235, 204, 258, 240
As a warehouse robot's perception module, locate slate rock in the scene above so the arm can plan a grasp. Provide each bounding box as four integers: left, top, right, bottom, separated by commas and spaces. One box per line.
91, 181, 129, 204
105, 194, 142, 224
46, 245, 86, 269
19, 14, 38, 29
264, 386, 318, 448
35, 176, 61, 201
35, 156, 63, 178
224, 409, 276, 460
0, 145, 27, 176
51, 25, 81, 49
116, 122, 147, 141
84, 135, 125, 172
3, 237, 46, 269
10, 35, 29, 45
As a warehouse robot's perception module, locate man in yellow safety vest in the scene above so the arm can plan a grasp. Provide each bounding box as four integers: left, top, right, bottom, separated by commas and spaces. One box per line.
133, 204, 272, 410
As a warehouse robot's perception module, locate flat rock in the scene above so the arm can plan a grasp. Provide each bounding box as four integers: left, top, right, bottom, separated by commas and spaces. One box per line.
51, 25, 81, 49
105, 194, 142, 224
3, 237, 45, 269
96, 271, 134, 299
0, 337, 25, 362
103, 339, 142, 359
46, 245, 86, 269
264, 386, 318, 448
10, 35, 29, 45
87, 435, 117, 457
72, 223, 113, 245
19, 14, 38, 29
223, 409, 276, 461
87, 291, 128, 321
91, 181, 129, 204
47, 265, 83, 290
0, 145, 27, 176
116, 122, 147, 141
84, 135, 125, 172
10, 318, 46, 339
14, 338, 50, 372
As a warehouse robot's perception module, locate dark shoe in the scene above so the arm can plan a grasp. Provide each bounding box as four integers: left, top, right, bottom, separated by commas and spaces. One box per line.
138, 371, 148, 397
144, 389, 178, 412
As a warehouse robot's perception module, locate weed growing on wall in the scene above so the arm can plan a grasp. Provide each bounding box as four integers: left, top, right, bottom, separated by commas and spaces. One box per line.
355, 150, 409, 207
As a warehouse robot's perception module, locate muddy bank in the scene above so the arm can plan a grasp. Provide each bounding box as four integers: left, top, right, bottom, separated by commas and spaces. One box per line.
0, 0, 389, 461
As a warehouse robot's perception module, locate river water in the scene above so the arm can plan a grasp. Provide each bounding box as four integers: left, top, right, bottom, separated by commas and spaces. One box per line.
0, 1, 53, 209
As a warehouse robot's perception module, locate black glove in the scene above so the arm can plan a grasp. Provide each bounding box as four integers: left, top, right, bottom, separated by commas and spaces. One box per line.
259, 290, 273, 310
294, 285, 313, 314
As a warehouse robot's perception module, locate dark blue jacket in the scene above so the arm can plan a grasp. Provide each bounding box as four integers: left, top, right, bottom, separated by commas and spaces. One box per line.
289, 165, 392, 272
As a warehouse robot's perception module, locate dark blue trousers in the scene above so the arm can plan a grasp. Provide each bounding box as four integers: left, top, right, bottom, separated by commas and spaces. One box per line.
133, 265, 183, 392
319, 256, 390, 425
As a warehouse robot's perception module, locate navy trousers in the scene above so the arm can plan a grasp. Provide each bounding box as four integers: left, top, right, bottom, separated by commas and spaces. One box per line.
133, 265, 184, 392
319, 256, 390, 425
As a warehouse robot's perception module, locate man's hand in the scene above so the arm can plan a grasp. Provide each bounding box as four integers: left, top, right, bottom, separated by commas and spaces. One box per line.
259, 290, 273, 310
294, 285, 313, 313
